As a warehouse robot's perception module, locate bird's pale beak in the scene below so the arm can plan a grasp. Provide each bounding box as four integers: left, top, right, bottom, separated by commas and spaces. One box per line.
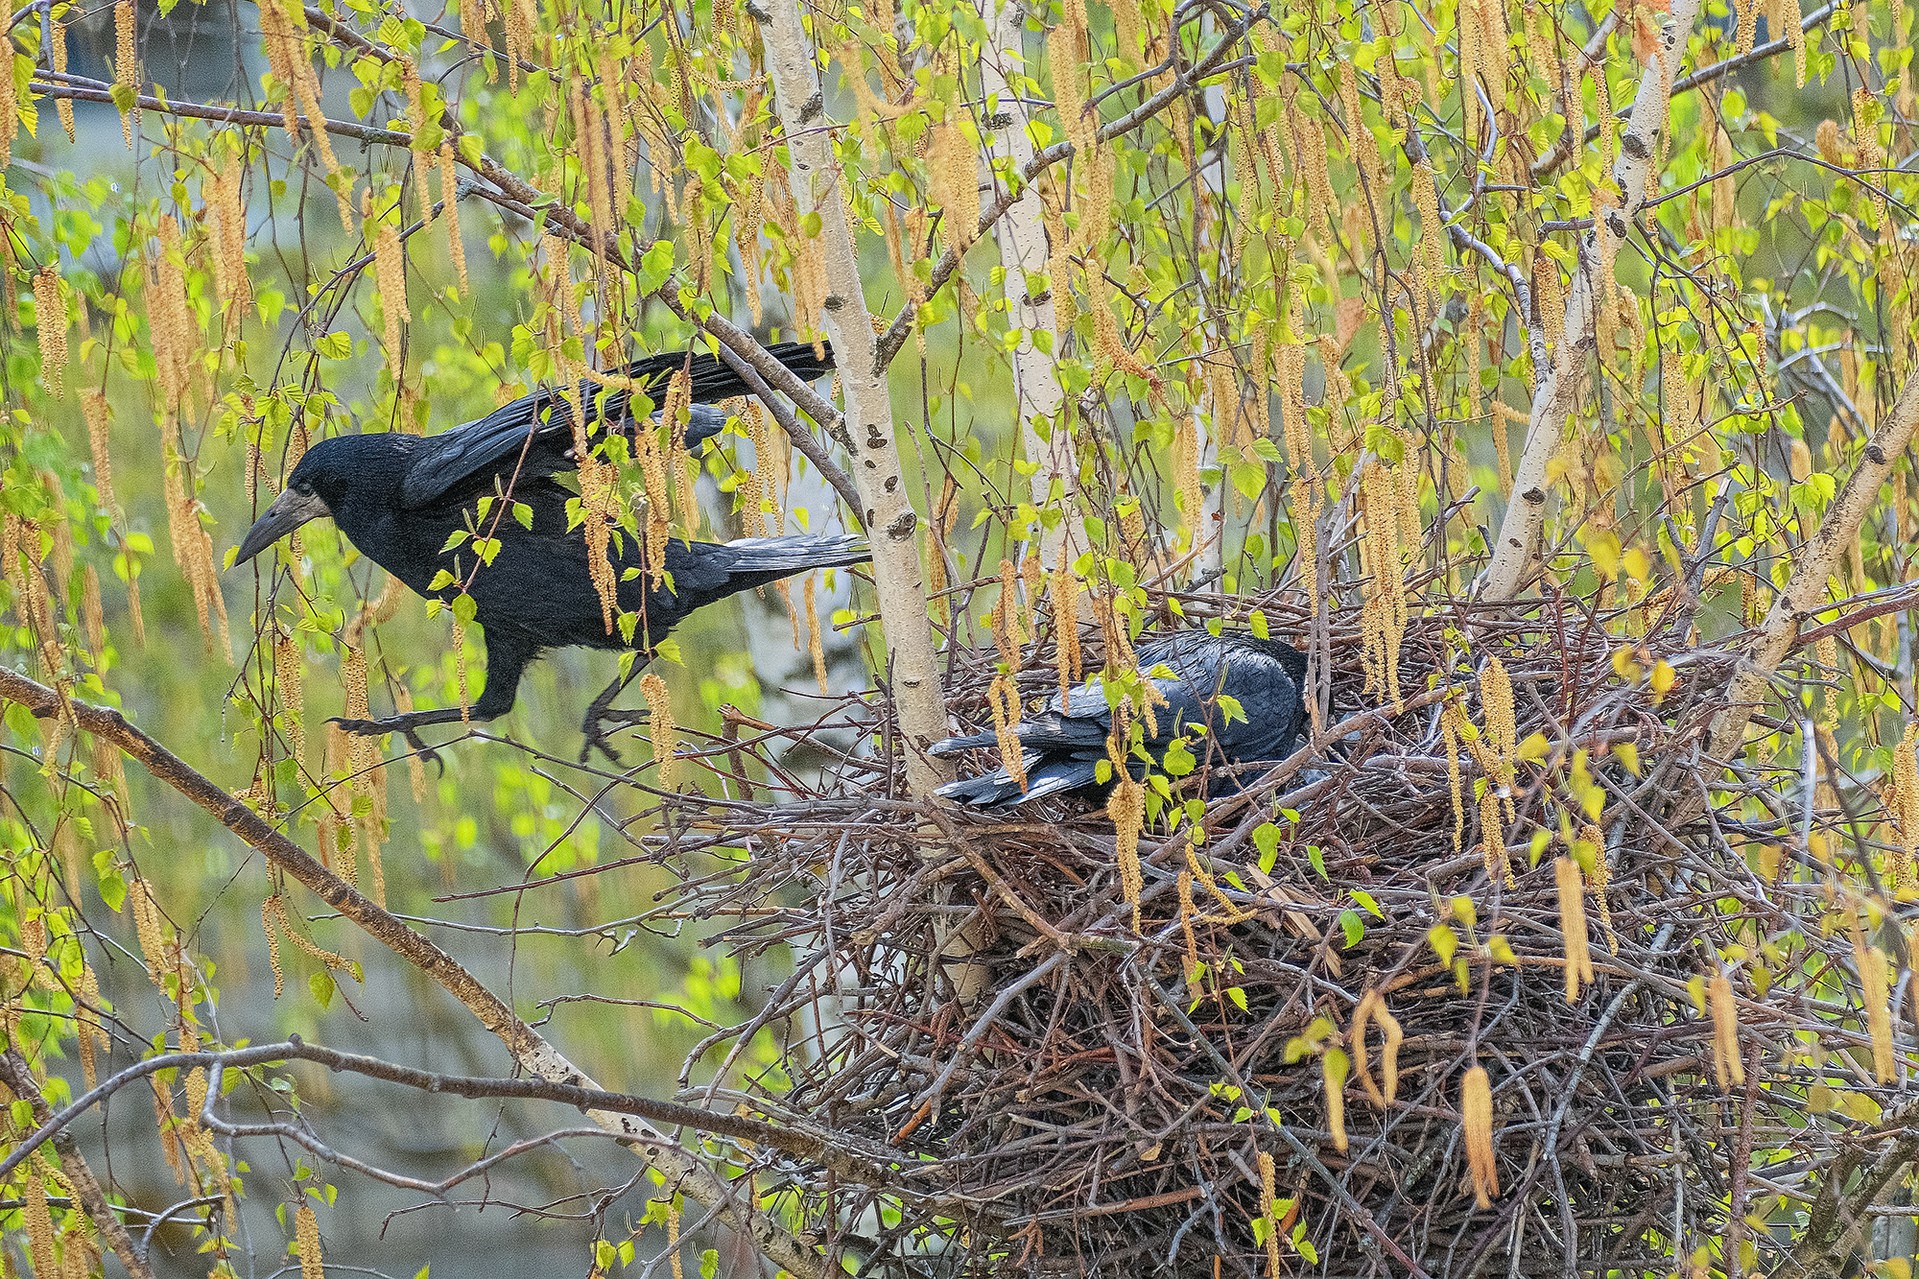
233, 488, 330, 567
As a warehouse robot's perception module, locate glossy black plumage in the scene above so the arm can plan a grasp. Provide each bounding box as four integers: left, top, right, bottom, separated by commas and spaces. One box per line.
932, 631, 1309, 809
233, 341, 858, 758
399, 340, 834, 508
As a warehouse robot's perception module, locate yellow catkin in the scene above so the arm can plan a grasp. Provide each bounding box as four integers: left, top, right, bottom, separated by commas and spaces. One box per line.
1174, 414, 1202, 551
928, 114, 979, 252
1580, 823, 1619, 953
439, 143, 468, 293
1853, 89, 1887, 229
639, 672, 676, 786
804, 574, 828, 693
460, 0, 490, 78
76, 955, 107, 1090
207, 167, 253, 336
295, 1203, 323, 1279
1324, 1052, 1350, 1155
1108, 779, 1145, 932
1412, 161, 1443, 318
115, 0, 138, 146
1176, 866, 1200, 993
504, 0, 532, 89
274, 629, 305, 768
367, 191, 409, 379
159, 415, 231, 653
1479, 785, 1510, 886
148, 215, 195, 410
1442, 701, 1466, 854
1708, 972, 1743, 1090
1480, 657, 1518, 803
25, 1154, 56, 1278
993, 557, 1022, 666
128, 877, 168, 985
1893, 722, 1919, 888
34, 266, 65, 394
1862, 943, 1896, 1083
50, 16, 72, 140
272, 895, 351, 974
1020, 552, 1043, 644
1462, 1065, 1499, 1207
263, 894, 286, 998
402, 59, 434, 230
1555, 854, 1594, 1002
1256, 1148, 1281, 1278
0, 34, 17, 171
1050, 549, 1082, 701
990, 673, 1027, 792
144, 1073, 182, 1184
667, 1197, 684, 1279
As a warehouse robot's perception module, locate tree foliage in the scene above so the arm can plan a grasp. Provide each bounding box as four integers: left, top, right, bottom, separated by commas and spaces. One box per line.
1, 0, 1917, 1272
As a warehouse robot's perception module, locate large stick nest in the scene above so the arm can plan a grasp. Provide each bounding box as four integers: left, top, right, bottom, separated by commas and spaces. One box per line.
645, 595, 1904, 1278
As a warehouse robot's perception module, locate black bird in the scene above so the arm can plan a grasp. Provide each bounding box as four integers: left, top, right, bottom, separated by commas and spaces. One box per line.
233, 341, 864, 759
932, 631, 1308, 809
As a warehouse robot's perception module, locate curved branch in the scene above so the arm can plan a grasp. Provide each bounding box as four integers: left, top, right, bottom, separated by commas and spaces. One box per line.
0, 667, 824, 1279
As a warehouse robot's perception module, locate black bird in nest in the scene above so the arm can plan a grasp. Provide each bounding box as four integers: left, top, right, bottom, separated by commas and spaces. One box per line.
932, 630, 1309, 809
234, 341, 866, 762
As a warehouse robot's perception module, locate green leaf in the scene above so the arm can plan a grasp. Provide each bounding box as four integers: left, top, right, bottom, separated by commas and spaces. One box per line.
1338, 908, 1363, 948
1252, 821, 1282, 874
309, 970, 336, 1009
315, 331, 352, 359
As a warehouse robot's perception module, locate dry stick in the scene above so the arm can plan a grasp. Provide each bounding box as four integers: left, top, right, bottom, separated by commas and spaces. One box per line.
1479, 0, 1702, 601
1706, 371, 1919, 761
0, 1049, 157, 1279
758, 0, 951, 799
980, 0, 1079, 561
0, 668, 825, 1279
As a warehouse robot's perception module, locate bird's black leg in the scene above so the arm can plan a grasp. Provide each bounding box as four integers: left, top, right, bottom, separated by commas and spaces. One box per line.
331, 636, 534, 767
579, 655, 654, 764
329, 706, 472, 771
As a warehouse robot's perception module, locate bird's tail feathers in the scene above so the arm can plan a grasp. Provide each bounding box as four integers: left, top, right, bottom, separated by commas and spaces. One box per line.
723, 533, 869, 573
625, 340, 836, 406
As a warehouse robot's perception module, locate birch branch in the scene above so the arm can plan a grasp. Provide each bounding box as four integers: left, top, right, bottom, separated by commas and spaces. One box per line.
758, 0, 953, 797
1479, 0, 1701, 600
981, 0, 1079, 561
0, 667, 823, 1279
0, 1050, 155, 1278
1705, 370, 1919, 760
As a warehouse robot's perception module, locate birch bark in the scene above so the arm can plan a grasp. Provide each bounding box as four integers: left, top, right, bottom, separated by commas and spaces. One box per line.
759, 0, 952, 794
980, 0, 1079, 560
1479, 0, 1702, 599
1706, 371, 1919, 760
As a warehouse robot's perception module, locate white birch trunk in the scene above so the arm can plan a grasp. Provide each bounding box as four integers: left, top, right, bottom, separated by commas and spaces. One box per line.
760, 0, 952, 795
980, 0, 1079, 561
1480, 0, 1702, 600
1707, 370, 1919, 760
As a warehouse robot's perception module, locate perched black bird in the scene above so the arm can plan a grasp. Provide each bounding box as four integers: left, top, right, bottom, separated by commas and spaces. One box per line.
233, 341, 864, 759
932, 631, 1308, 809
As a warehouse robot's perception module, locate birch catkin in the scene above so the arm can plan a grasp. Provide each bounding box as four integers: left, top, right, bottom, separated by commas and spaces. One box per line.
1462, 1065, 1499, 1207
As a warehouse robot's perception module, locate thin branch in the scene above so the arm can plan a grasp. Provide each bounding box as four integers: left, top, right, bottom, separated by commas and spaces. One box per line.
0, 667, 825, 1279
0, 1049, 156, 1278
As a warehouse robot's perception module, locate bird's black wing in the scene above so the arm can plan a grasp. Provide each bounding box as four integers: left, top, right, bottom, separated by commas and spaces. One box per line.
933, 632, 1307, 809
399, 341, 835, 509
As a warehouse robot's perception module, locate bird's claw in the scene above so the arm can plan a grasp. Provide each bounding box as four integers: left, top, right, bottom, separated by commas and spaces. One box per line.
329, 716, 446, 775
579, 709, 650, 765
